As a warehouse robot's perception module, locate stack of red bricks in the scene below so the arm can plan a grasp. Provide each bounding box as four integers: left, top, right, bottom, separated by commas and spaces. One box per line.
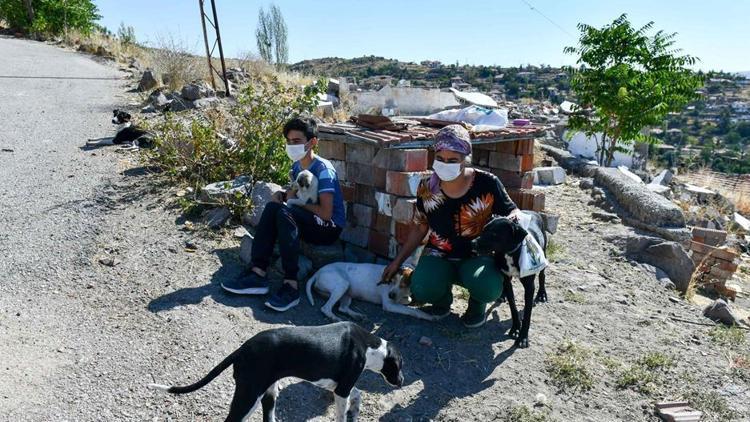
317, 123, 546, 262
690, 226, 741, 299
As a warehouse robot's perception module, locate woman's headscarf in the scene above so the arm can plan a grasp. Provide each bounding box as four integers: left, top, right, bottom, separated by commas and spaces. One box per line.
429, 124, 472, 193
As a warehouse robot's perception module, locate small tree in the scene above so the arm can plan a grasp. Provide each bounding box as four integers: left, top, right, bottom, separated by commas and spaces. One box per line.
255, 4, 288, 67
117, 22, 136, 45
564, 14, 702, 166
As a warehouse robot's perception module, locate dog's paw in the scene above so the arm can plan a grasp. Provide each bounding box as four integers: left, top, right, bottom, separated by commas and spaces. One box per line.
534, 291, 548, 304
514, 337, 530, 348
507, 326, 520, 339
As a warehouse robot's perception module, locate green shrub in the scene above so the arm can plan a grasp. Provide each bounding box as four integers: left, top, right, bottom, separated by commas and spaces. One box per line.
545, 340, 594, 392
0, 0, 100, 35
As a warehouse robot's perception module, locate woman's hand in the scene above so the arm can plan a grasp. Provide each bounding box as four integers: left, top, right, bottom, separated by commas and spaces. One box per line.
381, 261, 401, 284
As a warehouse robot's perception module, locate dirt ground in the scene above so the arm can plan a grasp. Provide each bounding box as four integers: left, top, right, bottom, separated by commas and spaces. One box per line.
2, 40, 748, 421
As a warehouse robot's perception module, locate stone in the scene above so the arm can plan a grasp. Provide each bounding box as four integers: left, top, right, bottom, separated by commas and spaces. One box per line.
140, 104, 156, 114
202, 207, 232, 229
193, 97, 221, 110
149, 89, 171, 111
651, 169, 673, 186
344, 242, 377, 263
392, 198, 417, 223
594, 167, 686, 228
137, 69, 158, 91
591, 211, 620, 223
609, 235, 694, 293
98, 257, 116, 267
243, 181, 283, 227
617, 166, 644, 184
272, 254, 314, 280
239, 234, 254, 265
734, 212, 750, 232
579, 178, 594, 190
534, 166, 566, 185
201, 175, 254, 204
233, 226, 249, 238
655, 268, 676, 290
341, 226, 370, 248
539, 212, 560, 234
165, 92, 195, 112
181, 82, 215, 101
418, 336, 433, 347
301, 240, 344, 269
646, 183, 671, 197
703, 298, 741, 326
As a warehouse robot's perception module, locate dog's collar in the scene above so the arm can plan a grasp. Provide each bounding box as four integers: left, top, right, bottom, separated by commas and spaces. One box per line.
505, 239, 525, 256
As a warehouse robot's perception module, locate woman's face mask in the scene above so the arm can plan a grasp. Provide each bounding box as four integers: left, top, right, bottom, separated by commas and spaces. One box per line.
285, 142, 308, 161
432, 160, 463, 181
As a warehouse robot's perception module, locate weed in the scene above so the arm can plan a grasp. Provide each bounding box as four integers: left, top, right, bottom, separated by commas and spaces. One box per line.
545, 238, 564, 262
563, 290, 586, 304
151, 33, 205, 90
686, 390, 737, 421
708, 325, 746, 349
506, 405, 552, 422
615, 352, 674, 395
637, 352, 674, 370
545, 340, 594, 392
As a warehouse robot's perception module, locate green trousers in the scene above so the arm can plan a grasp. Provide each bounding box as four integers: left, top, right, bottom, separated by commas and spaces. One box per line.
410, 255, 505, 308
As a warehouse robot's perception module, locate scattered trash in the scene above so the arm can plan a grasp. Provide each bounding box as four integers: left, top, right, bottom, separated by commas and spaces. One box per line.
654, 401, 702, 422
418, 336, 433, 347
98, 257, 116, 267
1, 148, 13, 153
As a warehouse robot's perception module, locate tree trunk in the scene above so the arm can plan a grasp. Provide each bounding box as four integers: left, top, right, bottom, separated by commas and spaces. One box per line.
22, 0, 34, 24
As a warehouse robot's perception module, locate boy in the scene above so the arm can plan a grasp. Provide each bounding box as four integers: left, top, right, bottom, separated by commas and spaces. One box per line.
221, 117, 345, 311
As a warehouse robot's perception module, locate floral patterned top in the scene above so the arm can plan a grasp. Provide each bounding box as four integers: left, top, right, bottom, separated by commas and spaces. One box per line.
414, 169, 517, 260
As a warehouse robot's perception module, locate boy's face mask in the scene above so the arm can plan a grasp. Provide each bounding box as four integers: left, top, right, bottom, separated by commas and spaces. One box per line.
285, 142, 308, 161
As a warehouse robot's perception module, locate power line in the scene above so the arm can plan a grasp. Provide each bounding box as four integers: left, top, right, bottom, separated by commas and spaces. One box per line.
519, 0, 576, 40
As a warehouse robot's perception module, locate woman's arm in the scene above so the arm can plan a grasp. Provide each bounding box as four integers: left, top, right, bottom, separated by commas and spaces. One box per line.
302, 192, 333, 221
382, 223, 429, 281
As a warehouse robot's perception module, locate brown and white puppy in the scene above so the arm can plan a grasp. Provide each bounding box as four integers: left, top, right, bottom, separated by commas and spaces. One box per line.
286, 170, 318, 207
306, 263, 437, 321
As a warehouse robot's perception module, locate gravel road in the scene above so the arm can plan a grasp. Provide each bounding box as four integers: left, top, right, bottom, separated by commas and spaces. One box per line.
0, 37, 747, 422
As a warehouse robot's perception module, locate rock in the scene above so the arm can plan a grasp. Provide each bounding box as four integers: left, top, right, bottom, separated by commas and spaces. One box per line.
217, 133, 238, 150
594, 167, 685, 228
194, 97, 221, 110
233, 226, 250, 238
646, 183, 671, 197
202, 207, 232, 229
128, 57, 143, 71
98, 257, 116, 267
181, 82, 215, 101
534, 166, 566, 185
539, 212, 560, 234
651, 169, 673, 186
655, 268, 677, 290
239, 234, 254, 265
201, 175, 254, 204
301, 240, 344, 269
165, 92, 195, 112
272, 254, 314, 280
592, 211, 620, 223
243, 181, 283, 227
418, 336, 433, 347
579, 178, 594, 190
608, 235, 694, 293
733, 212, 750, 232
149, 89, 172, 111
703, 298, 740, 326
617, 166, 644, 184
137, 70, 159, 92
140, 104, 156, 114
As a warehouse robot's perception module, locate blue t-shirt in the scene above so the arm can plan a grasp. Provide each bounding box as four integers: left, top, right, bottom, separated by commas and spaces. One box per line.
291, 156, 346, 227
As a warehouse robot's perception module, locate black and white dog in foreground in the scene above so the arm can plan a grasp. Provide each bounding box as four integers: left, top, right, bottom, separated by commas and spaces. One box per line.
86, 109, 152, 149
473, 211, 549, 348
149, 322, 404, 422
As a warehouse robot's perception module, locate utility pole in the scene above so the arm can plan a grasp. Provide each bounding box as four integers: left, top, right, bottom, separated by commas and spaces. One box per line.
199, 0, 231, 96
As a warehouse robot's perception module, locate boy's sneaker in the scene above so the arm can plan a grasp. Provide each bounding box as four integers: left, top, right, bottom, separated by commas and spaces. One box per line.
461, 298, 487, 328
221, 271, 270, 295
265, 283, 300, 312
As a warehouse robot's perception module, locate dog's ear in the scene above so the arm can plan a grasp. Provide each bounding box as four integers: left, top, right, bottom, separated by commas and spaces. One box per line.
510, 220, 529, 247
398, 267, 414, 287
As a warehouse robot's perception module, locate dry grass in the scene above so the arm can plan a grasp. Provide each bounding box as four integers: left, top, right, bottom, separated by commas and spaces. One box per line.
62, 29, 148, 65
545, 340, 595, 392
149, 33, 206, 90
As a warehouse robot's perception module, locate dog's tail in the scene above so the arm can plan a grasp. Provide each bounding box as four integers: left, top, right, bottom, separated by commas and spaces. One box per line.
306, 270, 319, 306
148, 350, 237, 395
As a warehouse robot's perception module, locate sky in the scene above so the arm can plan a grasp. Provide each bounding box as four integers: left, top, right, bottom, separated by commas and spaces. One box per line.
95, 0, 750, 72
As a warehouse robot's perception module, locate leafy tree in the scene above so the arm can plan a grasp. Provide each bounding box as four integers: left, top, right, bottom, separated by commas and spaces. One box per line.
564, 14, 702, 166
255, 4, 288, 67
0, 0, 100, 34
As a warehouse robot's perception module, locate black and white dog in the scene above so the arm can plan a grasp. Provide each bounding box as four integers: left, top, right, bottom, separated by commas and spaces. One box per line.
86, 109, 152, 148
286, 170, 318, 207
473, 211, 549, 348
149, 322, 404, 422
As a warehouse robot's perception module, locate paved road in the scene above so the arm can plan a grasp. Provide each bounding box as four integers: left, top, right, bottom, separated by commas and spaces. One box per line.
0, 36, 125, 419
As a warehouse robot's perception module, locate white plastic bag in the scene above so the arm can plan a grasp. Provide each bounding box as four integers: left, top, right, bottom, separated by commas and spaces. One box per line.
518, 234, 548, 278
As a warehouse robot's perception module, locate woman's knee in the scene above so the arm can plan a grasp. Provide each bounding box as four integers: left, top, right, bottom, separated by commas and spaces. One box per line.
410, 257, 454, 303
460, 258, 503, 303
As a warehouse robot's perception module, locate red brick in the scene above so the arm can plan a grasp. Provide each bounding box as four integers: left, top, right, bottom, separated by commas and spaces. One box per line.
373, 214, 394, 234
709, 266, 733, 280
489, 152, 522, 172
492, 170, 534, 189
374, 149, 429, 172
718, 260, 739, 273
516, 139, 535, 154
521, 154, 535, 172
368, 230, 397, 258
340, 182, 355, 202
346, 142, 376, 164
318, 140, 346, 161
386, 171, 430, 197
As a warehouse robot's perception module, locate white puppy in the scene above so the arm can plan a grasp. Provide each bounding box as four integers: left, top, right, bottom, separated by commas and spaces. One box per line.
306, 263, 438, 321
286, 170, 318, 207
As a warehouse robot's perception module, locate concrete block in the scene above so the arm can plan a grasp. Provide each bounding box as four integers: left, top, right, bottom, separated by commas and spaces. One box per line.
375, 191, 396, 217
341, 226, 370, 248
534, 166, 566, 185
392, 198, 417, 223
330, 159, 347, 181
352, 203, 375, 227
355, 184, 377, 208
489, 152, 522, 172
344, 242, 377, 263
346, 142, 376, 164
374, 149, 429, 172
386, 171, 429, 197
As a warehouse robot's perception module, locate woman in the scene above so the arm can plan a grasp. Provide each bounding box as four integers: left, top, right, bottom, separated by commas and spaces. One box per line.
382, 125, 520, 328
